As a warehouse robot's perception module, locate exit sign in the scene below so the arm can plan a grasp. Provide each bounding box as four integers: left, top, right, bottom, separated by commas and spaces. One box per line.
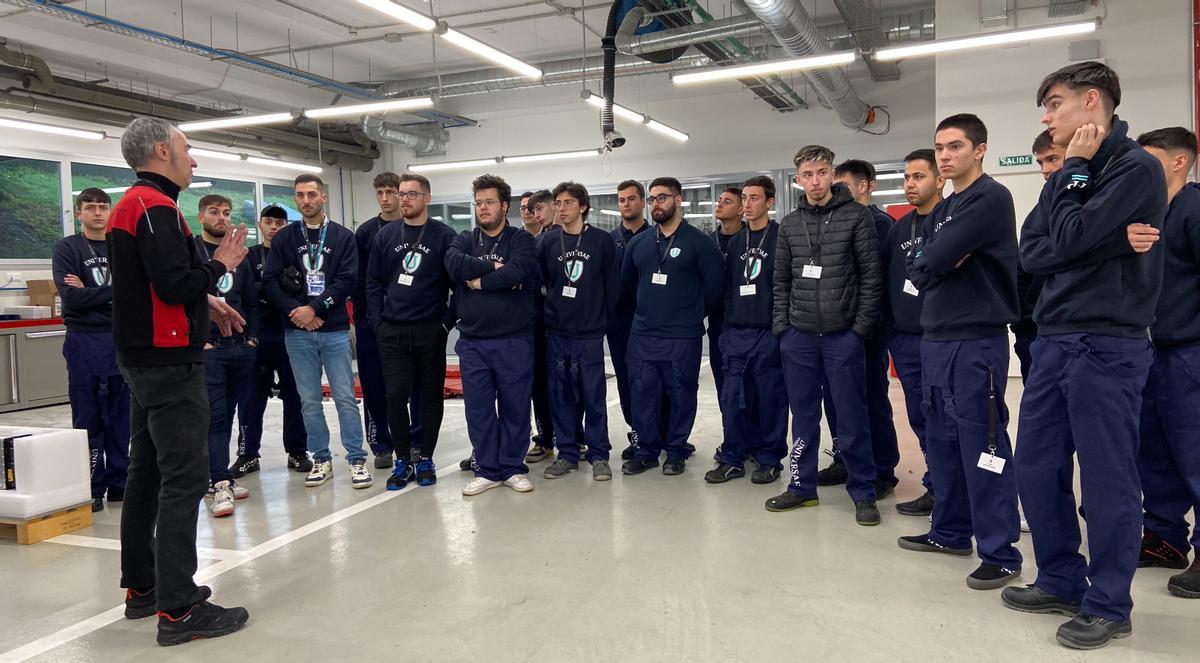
999, 154, 1034, 167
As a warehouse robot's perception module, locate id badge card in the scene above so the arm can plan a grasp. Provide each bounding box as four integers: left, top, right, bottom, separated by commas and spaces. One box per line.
562, 285, 577, 299
398, 274, 414, 286
903, 279, 920, 297
802, 264, 822, 279
739, 284, 757, 297
306, 272, 325, 296
977, 452, 1006, 475
652, 272, 668, 286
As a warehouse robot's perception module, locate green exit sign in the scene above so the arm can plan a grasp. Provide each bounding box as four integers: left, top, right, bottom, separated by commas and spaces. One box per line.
999, 154, 1034, 167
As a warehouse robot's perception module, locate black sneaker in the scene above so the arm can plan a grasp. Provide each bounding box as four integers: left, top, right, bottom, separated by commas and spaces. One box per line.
704, 463, 745, 484
415, 458, 437, 487
1168, 556, 1200, 599
896, 490, 935, 516
287, 452, 313, 473
621, 431, 639, 460
1001, 584, 1082, 616
1055, 613, 1132, 650
1139, 531, 1189, 569
873, 478, 896, 499
386, 460, 415, 491
92, 497, 104, 513
157, 600, 250, 646
765, 492, 819, 512
855, 500, 881, 526
107, 490, 124, 503
966, 563, 1021, 590
525, 445, 552, 464
373, 454, 394, 470
750, 465, 781, 484
815, 461, 847, 486
229, 455, 260, 478
459, 454, 474, 471
621, 457, 659, 475
897, 534, 973, 556
662, 457, 686, 476
126, 586, 211, 620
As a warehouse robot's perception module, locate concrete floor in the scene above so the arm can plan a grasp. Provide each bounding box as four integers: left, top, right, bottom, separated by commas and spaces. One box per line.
0, 362, 1193, 662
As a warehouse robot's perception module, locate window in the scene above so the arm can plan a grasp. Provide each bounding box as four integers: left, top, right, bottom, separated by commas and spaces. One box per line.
0, 155, 63, 260
71, 163, 256, 243
262, 183, 301, 222
446, 203, 473, 233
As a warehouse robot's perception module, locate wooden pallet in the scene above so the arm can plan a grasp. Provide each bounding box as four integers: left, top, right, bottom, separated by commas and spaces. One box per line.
0, 503, 92, 544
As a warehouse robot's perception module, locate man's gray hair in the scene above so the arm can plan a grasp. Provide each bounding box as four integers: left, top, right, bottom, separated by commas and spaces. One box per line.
121, 117, 177, 170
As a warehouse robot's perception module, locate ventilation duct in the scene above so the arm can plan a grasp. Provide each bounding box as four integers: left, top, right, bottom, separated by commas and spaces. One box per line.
360, 114, 447, 157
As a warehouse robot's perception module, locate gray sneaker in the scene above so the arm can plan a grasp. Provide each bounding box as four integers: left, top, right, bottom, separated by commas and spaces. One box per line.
543, 458, 578, 479
592, 460, 612, 481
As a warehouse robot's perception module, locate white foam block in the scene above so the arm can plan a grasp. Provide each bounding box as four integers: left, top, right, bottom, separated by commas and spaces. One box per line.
0, 426, 90, 519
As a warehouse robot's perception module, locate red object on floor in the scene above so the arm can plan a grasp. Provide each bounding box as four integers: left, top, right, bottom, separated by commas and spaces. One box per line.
322, 365, 463, 399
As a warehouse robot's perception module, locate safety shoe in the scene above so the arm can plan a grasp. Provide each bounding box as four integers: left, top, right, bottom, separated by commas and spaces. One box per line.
855, 500, 881, 526
544, 459, 578, 479
287, 452, 313, 473
815, 460, 847, 486
765, 492, 819, 512
1168, 555, 1200, 599
1001, 584, 1081, 616
229, 455, 260, 478
897, 534, 973, 556
750, 465, 781, 484
704, 463, 744, 484
966, 563, 1020, 590
621, 431, 639, 460
592, 460, 612, 481
525, 445, 552, 463
873, 478, 897, 500
92, 497, 104, 513
386, 460, 415, 491
1139, 531, 1189, 569
1055, 614, 1132, 650
156, 600, 250, 646
415, 458, 437, 486
662, 456, 686, 476
373, 454, 394, 469
459, 454, 474, 471
126, 586, 211, 620
896, 491, 935, 517
621, 457, 659, 475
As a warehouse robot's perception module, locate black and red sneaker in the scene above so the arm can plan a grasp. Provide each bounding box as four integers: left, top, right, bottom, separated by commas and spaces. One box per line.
157, 600, 249, 646
126, 585, 211, 620
1139, 531, 1189, 569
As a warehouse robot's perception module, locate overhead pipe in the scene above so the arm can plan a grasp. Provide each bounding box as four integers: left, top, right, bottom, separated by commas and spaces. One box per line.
616, 13, 765, 56
739, 0, 871, 129
360, 114, 447, 157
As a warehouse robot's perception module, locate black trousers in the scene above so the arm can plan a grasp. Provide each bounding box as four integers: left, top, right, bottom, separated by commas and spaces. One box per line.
118, 362, 211, 612
532, 320, 554, 448
378, 320, 447, 459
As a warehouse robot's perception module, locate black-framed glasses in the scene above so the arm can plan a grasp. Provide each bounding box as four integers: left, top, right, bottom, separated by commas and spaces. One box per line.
396, 191, 424, 201
647, 193, 675, 205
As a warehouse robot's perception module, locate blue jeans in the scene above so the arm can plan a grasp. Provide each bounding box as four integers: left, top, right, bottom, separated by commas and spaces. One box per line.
203, 339, 255, 483
285, 328, 366, 464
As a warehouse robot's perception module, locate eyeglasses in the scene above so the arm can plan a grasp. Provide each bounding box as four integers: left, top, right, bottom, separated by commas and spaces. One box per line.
551, 199, 579, 210
647, 194, 675, 205
396, 191, 424, 201
474, 200, 501, 208
521, 205, 535, 213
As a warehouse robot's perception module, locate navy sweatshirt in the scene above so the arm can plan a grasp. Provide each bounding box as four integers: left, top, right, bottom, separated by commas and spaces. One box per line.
247, 244, 282, 330
1151, 183, 1200, 349
52, 234, 113, 332
365, 217, 457, 328
621, 220, 725, 338
881, 209, 927, 336
708, 227, 740, 333
263, 218, 358, 332
869, 205, 894, 245
722, 221, 779, 330
610, 221, 652, 321
909, 174, 1018, 341
537, 224, 620, 338
444, 224, 537, 339
351, 215, 397, 324
1021, 117, 1167, 339
196, 238, 258, 341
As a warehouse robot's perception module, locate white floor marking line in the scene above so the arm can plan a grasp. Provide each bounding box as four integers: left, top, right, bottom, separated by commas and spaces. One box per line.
0, 465, 458, 663
45, 535, 247, 561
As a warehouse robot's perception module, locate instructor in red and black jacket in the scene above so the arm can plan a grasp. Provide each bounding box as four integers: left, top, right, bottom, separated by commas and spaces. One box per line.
107, 117, 250, 647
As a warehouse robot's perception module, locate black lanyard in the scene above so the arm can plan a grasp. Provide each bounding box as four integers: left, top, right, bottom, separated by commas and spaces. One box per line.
560, 225, 585, 280
655, 225, 677, 273
800, 211, 829, 264
81, 235, 110, 286
475, 227, 503, 259
906, 213, 925, 258
742, 224, 771, 284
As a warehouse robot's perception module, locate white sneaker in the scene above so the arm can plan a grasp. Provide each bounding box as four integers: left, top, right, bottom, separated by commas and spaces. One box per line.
205, 481, 249, 500
349, 461, 373, 489
209, 481, 235, 518
306, 459, 334, 487
462, 476, 502, 496
1020, 517, 1031, 533
503, 474, 534, 493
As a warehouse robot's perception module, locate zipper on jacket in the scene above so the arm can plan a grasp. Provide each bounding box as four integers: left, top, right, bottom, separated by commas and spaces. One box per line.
814, 211, 831, 333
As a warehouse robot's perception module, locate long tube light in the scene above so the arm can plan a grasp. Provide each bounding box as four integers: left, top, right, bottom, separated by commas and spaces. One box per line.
504, 149, 601, 164
0, 117, 105, 140
190, 148, 242, 161
71, 181, 211, 196
409, 158, 502, 173
356, 0, 437, 31
180, 112, 295, 132
304, 97, 434, 119
246, 156, 323, 173
583, 92, 689, 142
442, 29, 542, 80
673, 51, 856, 85
646, 119, 689, 142
875, 19, 1097, 61
876, 172, 905, 181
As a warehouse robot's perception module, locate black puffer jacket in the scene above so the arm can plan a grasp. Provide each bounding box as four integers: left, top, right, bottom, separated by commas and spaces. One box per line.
772, 183, 883, 338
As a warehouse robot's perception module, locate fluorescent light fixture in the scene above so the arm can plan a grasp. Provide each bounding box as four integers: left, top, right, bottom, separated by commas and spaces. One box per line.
584, 93, 645, 123
190, 148, 242, 161
872, 189, 905, 197
683, 214, 710, 219
0, 117, 104, 140
673, 51, 856, 85
504, 149, 600, 164
246, 156, 323, 173
645, 119, 689, 142
357, 0, 436, 31
442, 28, 542, 80
599, 209, 621, 216
190, 181, 213, 189
304, 97, 434, 119
876, 172, 905, 181
451, 214, 473, 220
409, 157, 501, 173
681, 183, 710, 190
180, 112, 294, 132
875, 19, 1097, 61
697, 201, 715, 207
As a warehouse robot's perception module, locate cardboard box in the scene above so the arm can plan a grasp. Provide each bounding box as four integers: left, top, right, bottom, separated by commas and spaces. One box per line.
25, 280, 61, 318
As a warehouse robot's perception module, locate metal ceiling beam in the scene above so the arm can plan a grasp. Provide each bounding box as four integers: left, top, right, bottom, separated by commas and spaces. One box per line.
831, 0, 901, 81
